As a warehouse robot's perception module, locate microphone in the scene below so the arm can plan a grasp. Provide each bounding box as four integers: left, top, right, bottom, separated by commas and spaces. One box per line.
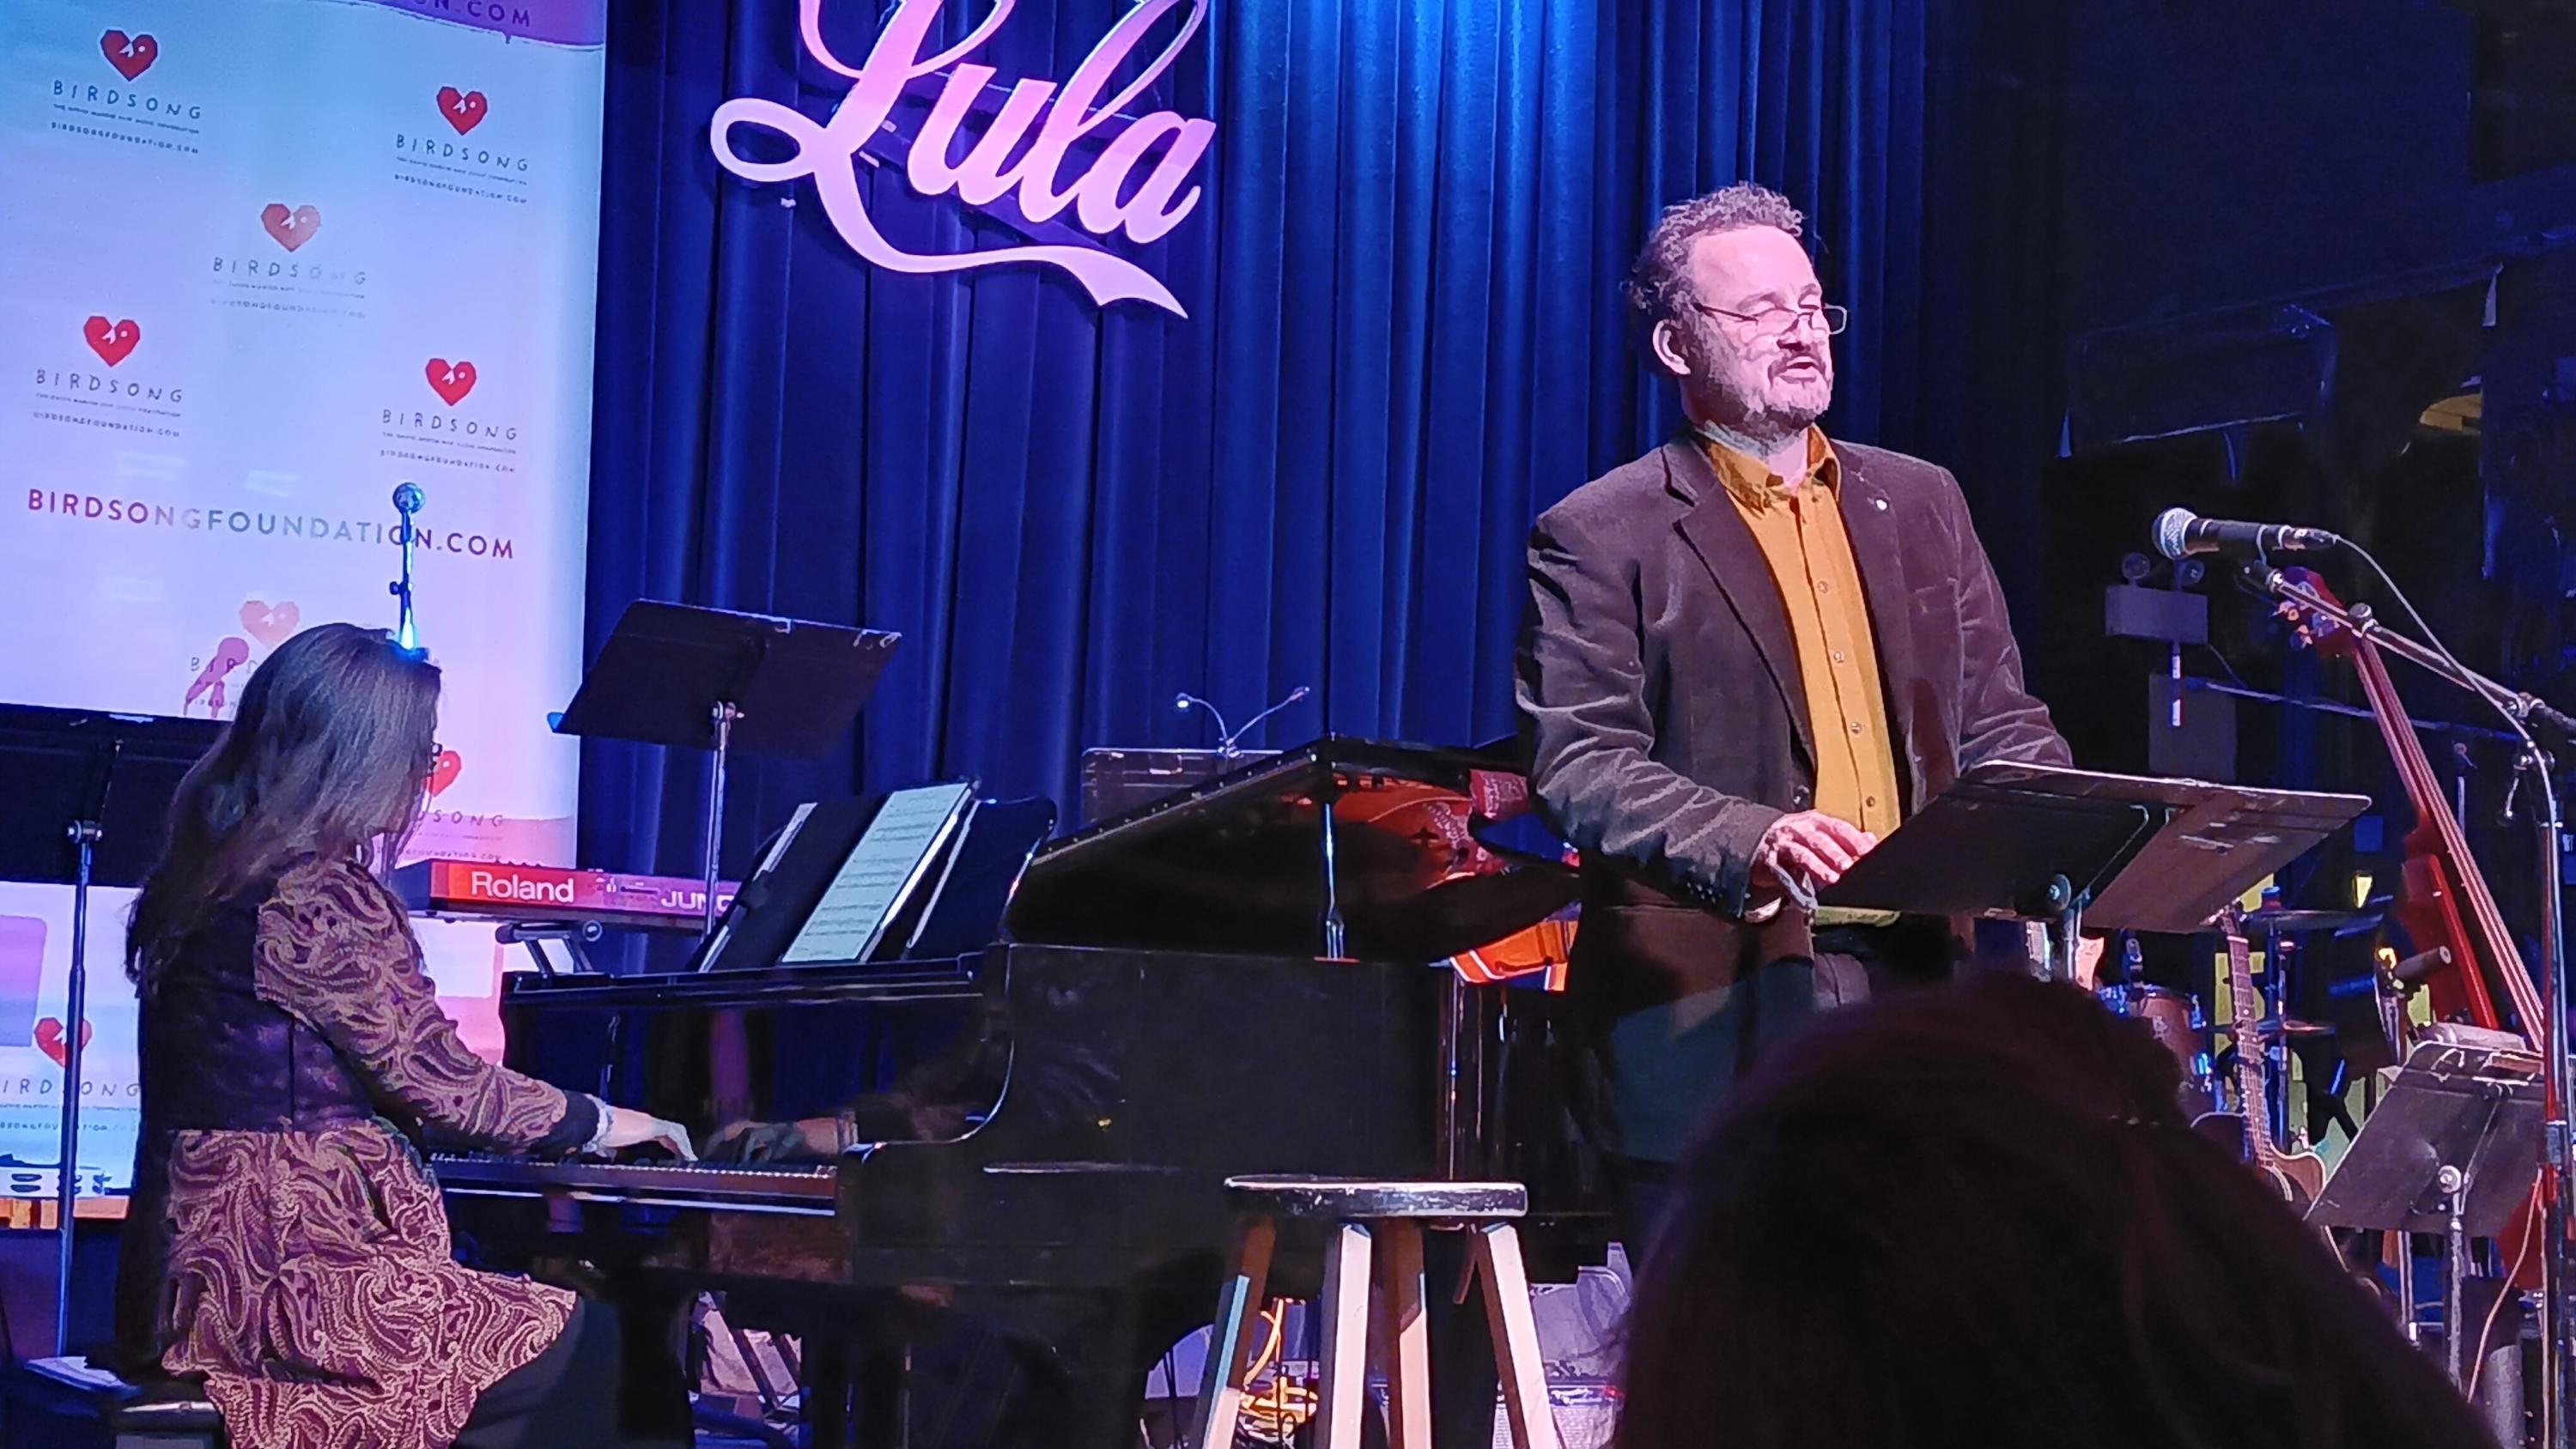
1228, 685, 1310, 752
390, 483, 426, 654
1174, 691, 1232, 748
2152, 506, 2340, 561
1175, 685, 1314, 758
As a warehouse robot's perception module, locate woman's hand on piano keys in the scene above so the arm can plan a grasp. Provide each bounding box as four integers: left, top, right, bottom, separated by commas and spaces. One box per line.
598, 1104, 698, 1161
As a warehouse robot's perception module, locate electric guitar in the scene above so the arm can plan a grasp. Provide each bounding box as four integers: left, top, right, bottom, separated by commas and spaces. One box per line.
2196, 905, 2329, 1209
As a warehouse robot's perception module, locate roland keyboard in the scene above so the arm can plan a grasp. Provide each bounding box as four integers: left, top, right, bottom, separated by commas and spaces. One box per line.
393, 859, 738, 931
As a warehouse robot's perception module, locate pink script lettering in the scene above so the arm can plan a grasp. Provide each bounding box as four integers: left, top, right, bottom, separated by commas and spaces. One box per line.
711, 0, 1213, 315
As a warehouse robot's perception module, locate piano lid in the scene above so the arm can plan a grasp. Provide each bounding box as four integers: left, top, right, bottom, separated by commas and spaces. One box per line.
1005, 737, 1577, 962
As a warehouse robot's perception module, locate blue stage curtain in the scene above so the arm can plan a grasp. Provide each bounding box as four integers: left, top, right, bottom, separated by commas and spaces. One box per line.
581, 0, 2000, 879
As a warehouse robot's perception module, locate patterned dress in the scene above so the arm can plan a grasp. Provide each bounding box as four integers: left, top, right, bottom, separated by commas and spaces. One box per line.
122, 857, 600, 1449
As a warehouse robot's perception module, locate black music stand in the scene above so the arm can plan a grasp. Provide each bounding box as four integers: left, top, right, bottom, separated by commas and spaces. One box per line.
0, 706, 219, 1353
1818, 761, 2368, 978
554, 603, 899, 936
2305, 1033, 2545, 1384
1014, 737, 1580, 963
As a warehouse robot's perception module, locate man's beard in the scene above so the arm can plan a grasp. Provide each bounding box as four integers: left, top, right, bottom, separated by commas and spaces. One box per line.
1702, 373, 1831, 448
1753, 372, 1832, 431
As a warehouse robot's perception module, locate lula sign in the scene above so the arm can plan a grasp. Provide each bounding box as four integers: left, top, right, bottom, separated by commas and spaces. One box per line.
712, 0, 1213, 317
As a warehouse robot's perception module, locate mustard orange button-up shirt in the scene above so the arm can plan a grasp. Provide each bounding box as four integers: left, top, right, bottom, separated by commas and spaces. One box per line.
1704, 428, 1905, 922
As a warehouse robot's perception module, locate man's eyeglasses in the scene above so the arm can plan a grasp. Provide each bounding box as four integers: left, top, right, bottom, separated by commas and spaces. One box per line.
1690, 300, 1849, 338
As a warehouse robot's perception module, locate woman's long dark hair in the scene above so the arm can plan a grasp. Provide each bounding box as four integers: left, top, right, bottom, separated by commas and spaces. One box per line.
126, 624, 439, 991
1614, 972, 2495, 1449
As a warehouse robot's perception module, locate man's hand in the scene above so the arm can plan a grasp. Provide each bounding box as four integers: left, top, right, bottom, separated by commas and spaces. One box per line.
1751, 810, 1878, 904
2018, 922, 2107, 986
2074, 935, 2105, 989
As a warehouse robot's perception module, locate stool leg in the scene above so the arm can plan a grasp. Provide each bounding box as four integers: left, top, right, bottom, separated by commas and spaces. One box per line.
1192, 1216, 1277, 1449
1315, 1221, 1376, 1449
1372, 1222, 1433, 1449
1470, 1222, 1562, 1449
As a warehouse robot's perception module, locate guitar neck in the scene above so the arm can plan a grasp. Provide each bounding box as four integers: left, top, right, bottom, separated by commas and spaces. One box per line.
2225, 922, 2280, 1168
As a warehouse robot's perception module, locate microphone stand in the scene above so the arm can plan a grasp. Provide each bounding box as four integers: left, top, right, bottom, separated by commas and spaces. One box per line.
2250, 564, 2575, 1443
390, 485, 424, 655
52, 814, 100, 1356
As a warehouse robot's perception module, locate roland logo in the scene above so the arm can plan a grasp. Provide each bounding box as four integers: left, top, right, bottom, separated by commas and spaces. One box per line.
468, 868, 574, 905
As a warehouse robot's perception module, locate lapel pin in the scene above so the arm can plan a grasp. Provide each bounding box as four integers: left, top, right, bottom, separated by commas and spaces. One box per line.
1874, 497, 1889, 511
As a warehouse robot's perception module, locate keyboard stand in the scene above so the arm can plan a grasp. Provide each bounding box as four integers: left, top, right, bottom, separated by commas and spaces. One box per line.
494, 919, 604, 977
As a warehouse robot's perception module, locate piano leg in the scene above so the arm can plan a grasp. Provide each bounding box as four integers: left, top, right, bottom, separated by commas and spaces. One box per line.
993, 1290, 1198, 1448
794, 1333, 914, 1449
858, 1342, 912, 1449
801, 1336, 854, 1448
602, 1280, 696, 1446
779, 1290, 1203, 1448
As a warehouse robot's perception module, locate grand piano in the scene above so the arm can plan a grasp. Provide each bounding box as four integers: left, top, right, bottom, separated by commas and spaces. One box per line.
434, 739, 1601, 1446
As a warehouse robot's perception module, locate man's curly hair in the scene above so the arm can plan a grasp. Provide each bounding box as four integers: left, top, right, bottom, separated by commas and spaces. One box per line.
1625, 183, 1807, 330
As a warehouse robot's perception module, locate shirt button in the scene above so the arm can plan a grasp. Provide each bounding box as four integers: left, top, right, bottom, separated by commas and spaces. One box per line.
1832, 651, 1847, 663
1849, 721, 1865, 734
1866, 796, 1880, 809
1817, 580, 1831, 594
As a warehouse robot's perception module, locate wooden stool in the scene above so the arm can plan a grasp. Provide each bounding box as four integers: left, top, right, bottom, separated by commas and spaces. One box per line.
1193, 1177, 1562, 1449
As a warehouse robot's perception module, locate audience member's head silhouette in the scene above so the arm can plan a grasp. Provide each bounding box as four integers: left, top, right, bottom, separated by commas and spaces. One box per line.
1615, 973, 2493, 1449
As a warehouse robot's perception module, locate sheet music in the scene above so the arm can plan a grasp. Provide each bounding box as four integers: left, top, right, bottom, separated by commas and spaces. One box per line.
781, 784, 973, 964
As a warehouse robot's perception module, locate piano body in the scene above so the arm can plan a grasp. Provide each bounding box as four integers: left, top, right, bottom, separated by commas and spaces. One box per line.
435, 739, 1598, 1446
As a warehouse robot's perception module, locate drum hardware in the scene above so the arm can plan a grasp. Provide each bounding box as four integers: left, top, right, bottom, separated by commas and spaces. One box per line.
2236, 906, 2377, 934
2097, 981, 2216, 1119
2245, 1016, 2335, 1040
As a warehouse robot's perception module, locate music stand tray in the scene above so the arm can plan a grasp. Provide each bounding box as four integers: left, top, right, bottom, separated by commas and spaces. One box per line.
556, 602, 897, 756
2308, 1036, 2544, 1237
555, 603, 900, 934
1817, 761, 2367, 972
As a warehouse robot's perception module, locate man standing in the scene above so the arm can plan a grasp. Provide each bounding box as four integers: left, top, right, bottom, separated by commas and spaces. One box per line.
1516, 183, 2069, 1248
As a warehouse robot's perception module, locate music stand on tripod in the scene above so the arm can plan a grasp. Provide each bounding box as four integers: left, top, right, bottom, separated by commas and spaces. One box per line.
2305, 1033, 2545, 1387
0, 706, 219, 1353
553, 603, 899, 936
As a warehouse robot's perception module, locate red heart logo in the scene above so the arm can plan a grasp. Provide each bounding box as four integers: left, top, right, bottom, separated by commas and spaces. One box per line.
82, 316, 140, 367
239, 598, 301, 649
428, 749, 464, 798
424, 358, 477, 406
259, 203, 323, 252
34, 1017, 92, 1070
100, 31, 156, 81
436, 87, 489, 135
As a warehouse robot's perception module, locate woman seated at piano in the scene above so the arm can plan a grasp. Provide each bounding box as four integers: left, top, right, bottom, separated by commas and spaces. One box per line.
112, 623, 695, 1449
